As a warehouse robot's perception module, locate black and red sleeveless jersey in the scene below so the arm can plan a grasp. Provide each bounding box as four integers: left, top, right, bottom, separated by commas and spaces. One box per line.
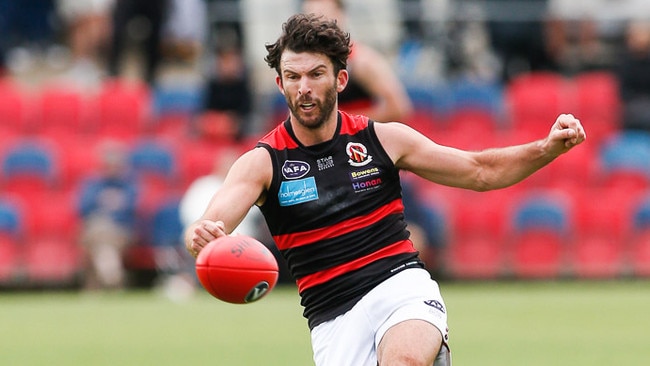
256, 111, 423, 329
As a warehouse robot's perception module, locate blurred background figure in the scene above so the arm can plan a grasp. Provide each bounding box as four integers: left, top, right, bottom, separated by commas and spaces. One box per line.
199, 39, 253, 141
301, 0, 413, 122
107, 0, 170, 84
0, 0, 57, 77
77, 141, 137, 290
55, 0, 114, 89
485, 0, 556, 82
616, 19, 650, 132
160, 0, 207, 65
179, 147, 263, 238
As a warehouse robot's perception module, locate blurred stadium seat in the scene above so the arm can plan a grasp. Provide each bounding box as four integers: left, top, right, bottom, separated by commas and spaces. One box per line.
23, 236, 82, 287
34, 83, 90, 137
0, 78, 33, 136
507, 190, 572, 278
572, 71, 621, 144
1, 138, 60, 192
445, 189, 514, 279
505, 71, 573, 137
92, 78, 152, 141
597, 130, 650, 192
628, 195, 650, 277
0, 196, 25, 285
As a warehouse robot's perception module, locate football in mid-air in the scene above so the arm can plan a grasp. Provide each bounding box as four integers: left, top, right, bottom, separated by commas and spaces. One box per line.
195, 235, 279, 304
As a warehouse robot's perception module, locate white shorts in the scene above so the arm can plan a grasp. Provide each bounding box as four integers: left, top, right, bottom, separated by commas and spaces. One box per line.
310, 268, 450, 366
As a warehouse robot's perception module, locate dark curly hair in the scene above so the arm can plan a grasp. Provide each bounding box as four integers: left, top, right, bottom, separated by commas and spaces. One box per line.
265, 13, 351, 76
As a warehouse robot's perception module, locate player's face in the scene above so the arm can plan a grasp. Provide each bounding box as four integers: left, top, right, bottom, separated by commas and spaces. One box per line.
277, 50, 346, 130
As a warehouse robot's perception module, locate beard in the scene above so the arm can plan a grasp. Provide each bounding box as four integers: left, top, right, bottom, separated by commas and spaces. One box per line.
285, 81, 338, 130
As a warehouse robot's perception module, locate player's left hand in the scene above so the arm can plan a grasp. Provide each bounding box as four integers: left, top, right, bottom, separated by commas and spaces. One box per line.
547, 113, 587, 155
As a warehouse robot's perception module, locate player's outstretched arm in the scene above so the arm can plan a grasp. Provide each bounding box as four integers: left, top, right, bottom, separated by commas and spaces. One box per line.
185, 148, 272, 258
378, 113, 586, 191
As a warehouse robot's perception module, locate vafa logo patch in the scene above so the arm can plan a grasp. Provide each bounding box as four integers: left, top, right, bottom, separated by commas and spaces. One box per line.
281, 160, 310, 179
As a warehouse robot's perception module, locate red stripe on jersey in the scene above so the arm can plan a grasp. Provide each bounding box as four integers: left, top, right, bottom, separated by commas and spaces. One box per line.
295, 239, 416, 292
259, 122, 299, 150
273, 198, 404, 250
339, 111, 369, 136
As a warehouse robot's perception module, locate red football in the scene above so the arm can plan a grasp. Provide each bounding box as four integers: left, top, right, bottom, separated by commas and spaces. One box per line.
195, 235, 279, 304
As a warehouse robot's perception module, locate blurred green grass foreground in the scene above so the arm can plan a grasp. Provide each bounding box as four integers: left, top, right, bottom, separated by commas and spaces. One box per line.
1, 280, 649, 366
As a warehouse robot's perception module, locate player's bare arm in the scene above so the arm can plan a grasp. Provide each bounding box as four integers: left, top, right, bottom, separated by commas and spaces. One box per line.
377, 113, 586, 191
185, 148, 272, 257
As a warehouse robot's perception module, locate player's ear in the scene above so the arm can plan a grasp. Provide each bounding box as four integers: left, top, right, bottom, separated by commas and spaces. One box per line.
336, 69, 348, 92
275, 75, 285, 95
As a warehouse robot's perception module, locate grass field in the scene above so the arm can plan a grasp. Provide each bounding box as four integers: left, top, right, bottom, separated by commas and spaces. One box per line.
2, 280, 649, 365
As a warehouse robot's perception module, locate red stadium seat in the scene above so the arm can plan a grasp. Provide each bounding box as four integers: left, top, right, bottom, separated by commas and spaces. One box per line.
23, 236, 82, 286
91, 78, 151, 142
0, 78, 34, 135
571, 235, 624, 279
506, 190, 572, 278
628, 230, 650, 277
34, 83, 90, 137
505, 71, 570, 136
438, 109, 501, 150
572, 71, 621, 144
445, 189, 514, 279
509, 230, 567, 279
0, 234, 21, 284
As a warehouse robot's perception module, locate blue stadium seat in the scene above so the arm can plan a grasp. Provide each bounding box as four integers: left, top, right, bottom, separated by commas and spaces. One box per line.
129, 139, 177, 179
150, 199, 184, 248
511, 191, 571, 233
0, 197, 23, 235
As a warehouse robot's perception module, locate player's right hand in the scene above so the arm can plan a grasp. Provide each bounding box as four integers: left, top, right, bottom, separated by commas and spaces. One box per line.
186, 220, 227, 258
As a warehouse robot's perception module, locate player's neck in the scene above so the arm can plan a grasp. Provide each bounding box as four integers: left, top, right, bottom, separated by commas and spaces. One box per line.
290, 111, 339, 147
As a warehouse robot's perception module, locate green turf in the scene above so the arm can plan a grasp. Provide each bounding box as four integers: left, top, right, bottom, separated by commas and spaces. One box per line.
1, 280, 649, 365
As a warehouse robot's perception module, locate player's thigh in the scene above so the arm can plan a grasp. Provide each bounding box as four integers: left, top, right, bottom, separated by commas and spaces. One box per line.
377, 319, 442, 366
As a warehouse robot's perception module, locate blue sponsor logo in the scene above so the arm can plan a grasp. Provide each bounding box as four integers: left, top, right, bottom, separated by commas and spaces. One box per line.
282, 160, 310, 179
278, 177, 318, 206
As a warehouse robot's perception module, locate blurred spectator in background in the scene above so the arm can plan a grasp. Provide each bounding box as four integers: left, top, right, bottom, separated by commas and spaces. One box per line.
107, 0, 170, 84
485, 0, 556, 82
0, 0, 57, 75
544, 0, 650, 74
180, 147, 263, 239
200, 39, 253, 141
206, 0, 244, 49
302, 0, 413, 122
160, 0, 207, 65
77, 141, 137, 290
56, 0, 114, 89
616, 19, 650, 132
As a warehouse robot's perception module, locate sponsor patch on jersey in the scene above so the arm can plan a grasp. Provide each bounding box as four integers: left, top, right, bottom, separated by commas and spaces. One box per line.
281, 160, 310, 179
346, 142, 372, 167
350, 167, 383, 192
317, 156, 334, 171
350, 166, 380, 180
278, 177, 318, 206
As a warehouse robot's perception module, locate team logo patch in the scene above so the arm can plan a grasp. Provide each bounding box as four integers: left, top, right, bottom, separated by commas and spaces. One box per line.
278, 177, 318, 206
281, 160, 310, 179
346, 142, 372, 167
